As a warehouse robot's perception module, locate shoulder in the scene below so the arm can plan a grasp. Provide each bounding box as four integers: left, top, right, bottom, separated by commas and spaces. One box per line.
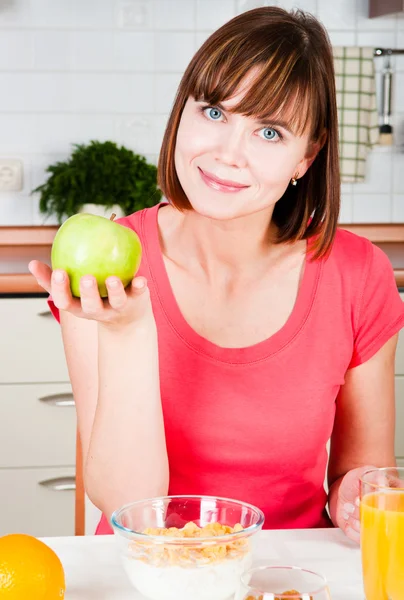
327, 227, 389, 284
319, 227, 398, 317
331, 227, 373, 265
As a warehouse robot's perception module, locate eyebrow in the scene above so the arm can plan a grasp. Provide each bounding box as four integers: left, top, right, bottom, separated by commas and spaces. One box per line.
257, 117, 295, 134
198, 100, 295, 135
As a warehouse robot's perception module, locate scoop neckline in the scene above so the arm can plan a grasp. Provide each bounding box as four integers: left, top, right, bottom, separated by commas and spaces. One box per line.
144, 203, 322, 365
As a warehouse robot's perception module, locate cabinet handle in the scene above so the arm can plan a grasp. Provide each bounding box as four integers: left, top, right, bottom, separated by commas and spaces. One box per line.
38, 393, 75, 407
39, 476, 76, 491
37, 310, 53, 318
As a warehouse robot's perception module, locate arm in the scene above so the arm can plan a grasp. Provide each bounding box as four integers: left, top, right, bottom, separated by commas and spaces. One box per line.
29, 259, 169, 518
327, 334, 397, 538
91, 317, 169, 517
60, 309, 169, 519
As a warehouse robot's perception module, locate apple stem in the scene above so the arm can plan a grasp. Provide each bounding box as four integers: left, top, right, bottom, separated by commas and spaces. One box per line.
110, 213, 116, 221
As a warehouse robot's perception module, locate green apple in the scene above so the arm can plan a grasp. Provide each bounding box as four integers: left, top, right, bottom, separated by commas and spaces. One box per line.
51, 213, 142, 298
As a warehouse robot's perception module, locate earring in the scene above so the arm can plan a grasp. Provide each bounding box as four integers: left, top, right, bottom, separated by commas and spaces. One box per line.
291, 172, 299, 186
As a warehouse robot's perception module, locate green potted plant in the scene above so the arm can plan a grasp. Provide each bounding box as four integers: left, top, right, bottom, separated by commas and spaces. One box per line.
33, 140, 162, 223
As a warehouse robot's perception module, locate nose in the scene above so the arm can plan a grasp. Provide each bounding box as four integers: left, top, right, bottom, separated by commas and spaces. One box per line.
213, 125, 248, 170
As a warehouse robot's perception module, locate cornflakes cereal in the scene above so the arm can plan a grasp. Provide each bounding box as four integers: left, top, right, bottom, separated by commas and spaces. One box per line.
128, 521, 250, 567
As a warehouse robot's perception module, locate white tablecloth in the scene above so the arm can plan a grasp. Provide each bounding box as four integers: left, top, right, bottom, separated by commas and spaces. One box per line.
42, 528, 364, 599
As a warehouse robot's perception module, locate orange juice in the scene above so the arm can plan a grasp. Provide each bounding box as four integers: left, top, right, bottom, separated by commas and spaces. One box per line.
360, 491, 404, 600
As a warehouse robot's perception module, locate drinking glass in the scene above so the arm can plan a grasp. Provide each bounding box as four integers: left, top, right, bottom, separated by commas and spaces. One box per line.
235, 565, 332, 599
360, 467, 404, 600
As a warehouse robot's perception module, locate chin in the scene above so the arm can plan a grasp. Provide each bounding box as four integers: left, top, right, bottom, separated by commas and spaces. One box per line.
186, 195, 251, 221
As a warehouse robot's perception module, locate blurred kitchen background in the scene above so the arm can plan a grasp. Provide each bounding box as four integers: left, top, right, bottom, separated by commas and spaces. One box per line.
0, 0, 404, 539
0, 0, 403, 225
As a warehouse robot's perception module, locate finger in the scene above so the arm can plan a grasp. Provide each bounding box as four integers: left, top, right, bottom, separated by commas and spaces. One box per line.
344, 523, 360, 545
340, 503, 359, 533
342, 500, 359, 522
349, 516, 360, 533
28, 260, 52, 293
339, 465, 376, 507
105, 276, 128, 310
390, 476, 404, 489
51, 269, 80, 313
79, 276, 104, 315
130, 276, 148, 295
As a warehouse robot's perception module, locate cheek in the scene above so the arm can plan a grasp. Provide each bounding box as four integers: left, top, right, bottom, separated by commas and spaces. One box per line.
249, 143, 304, 184
249, 149, 292, 184
176, 118, 214, 161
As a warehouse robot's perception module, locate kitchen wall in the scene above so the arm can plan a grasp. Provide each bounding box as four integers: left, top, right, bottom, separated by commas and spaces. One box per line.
0, 0, 403, 225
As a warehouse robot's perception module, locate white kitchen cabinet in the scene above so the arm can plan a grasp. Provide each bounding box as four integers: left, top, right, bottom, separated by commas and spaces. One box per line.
0, 297, 69, 383
0, 297, 75, 537
396, 327, 404, 375
0, 383, 75, 468
396, 293, 404, 462
0, 467, 75, 537
395, 376, 404, 458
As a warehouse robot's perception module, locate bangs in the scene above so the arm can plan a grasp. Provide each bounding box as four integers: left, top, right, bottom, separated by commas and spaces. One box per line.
188, 33, 325, 139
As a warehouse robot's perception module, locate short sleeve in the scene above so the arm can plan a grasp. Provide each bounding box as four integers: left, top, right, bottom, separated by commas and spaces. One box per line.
349, 243, 404, 368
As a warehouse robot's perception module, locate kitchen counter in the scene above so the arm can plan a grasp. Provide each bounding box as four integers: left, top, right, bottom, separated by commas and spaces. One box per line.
0, 225, 57, 294
43, 528, 364, 599
0, 223, 403, 294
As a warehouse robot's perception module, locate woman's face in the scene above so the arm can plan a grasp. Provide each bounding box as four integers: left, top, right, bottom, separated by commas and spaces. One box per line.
174, 82, 318, 221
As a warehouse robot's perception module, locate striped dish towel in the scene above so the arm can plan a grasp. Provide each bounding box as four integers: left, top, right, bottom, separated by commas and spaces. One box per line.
333, 47, 379, 183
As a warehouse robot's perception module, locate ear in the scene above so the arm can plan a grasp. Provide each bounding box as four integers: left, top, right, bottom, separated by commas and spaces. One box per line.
296, 129, 327, 178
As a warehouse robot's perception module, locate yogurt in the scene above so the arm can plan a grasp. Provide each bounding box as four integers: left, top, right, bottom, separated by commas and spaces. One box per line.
122, 550, 253, 600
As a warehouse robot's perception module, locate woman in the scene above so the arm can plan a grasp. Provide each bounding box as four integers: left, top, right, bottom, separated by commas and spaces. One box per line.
29, 7, 404, 543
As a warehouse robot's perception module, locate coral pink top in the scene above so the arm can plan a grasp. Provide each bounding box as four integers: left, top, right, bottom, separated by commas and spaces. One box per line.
49, 203, 404, 535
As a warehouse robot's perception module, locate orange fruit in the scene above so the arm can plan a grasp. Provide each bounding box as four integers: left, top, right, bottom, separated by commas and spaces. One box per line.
0, 534, 65, 599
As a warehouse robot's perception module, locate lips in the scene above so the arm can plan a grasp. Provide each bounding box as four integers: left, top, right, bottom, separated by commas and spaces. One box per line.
198, 167, 249, 192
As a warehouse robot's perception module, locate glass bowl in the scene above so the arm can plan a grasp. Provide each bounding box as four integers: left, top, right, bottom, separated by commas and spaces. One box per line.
111, 495, 265, 600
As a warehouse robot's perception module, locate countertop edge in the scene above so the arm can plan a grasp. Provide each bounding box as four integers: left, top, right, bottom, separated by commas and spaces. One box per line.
1, 223, 403, 293
1, 270, 403, 295
0, 274, 46, 294
0, 223, 404, 245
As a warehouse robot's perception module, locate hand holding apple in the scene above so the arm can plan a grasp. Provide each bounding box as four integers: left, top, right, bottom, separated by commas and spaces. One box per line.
51, 212, 142, 298
28, 213, 153, 328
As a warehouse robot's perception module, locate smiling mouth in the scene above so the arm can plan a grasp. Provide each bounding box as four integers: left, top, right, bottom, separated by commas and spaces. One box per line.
198, 167, 250, 193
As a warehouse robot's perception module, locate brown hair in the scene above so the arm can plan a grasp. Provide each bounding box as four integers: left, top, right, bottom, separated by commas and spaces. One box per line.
158, 7, 340, 258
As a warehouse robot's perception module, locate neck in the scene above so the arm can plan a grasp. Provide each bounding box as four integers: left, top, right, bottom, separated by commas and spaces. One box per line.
173, 206, 279, 279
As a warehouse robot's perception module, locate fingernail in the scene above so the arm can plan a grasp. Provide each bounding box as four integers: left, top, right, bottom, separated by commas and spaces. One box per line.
355, 497, 360, 507
53, 270, 64, 283
343, 503, 355, 514
81, 278, 93, 288
107, 278, 119, 289
133, 279, 145, 289
342, 511, 350, 521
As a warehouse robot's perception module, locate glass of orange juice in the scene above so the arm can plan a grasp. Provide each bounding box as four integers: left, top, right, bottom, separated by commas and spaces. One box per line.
360, 467, 404, 600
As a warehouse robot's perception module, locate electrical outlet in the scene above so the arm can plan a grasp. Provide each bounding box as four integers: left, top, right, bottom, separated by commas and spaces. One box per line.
116, 0, 152, 29
0, 159, 23, 192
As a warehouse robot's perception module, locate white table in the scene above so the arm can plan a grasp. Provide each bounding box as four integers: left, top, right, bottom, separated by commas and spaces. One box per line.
43, 528, 365, 599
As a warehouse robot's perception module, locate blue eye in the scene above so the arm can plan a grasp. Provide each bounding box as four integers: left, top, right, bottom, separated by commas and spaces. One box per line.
259, 127, 279, 141
204, 107, 223, 120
